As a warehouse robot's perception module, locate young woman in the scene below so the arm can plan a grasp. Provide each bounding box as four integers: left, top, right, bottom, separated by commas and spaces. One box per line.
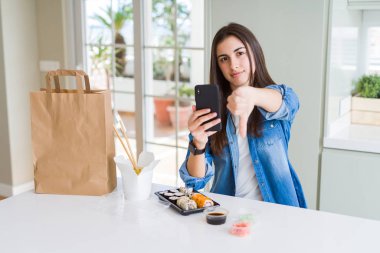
179, 23, 307, 208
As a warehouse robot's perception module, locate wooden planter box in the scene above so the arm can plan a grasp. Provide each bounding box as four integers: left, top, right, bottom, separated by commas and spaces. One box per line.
351, 96, 380, 126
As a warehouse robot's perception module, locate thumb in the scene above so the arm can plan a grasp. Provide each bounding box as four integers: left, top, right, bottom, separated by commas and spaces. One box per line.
239, 113, 248, 138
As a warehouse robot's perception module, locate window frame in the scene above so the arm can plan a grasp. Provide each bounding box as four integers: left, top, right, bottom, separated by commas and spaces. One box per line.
67, 0, 209, 186
140, 0, 207, 185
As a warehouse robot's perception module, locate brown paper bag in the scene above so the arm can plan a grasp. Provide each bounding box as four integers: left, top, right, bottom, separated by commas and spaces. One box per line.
30, 69, 116, 195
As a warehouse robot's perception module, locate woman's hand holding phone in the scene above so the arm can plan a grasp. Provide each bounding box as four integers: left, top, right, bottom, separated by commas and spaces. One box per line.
188, 106, 221, 149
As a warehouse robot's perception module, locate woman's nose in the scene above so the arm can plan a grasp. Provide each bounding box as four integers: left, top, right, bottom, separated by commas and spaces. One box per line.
230, 58, 239, 70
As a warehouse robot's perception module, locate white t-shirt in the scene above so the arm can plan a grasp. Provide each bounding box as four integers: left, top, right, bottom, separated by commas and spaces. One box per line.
233, 115, 263, 201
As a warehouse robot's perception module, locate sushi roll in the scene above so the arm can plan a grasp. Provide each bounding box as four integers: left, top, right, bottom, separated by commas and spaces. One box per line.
176, 196, 189, 210
164, 192, 174, 197
174, 192, 185, 197
169, 196, 179, 201
169, 189, 179, 193
185, 187, 193, 195
176, 196, 197, 211
187, 200, 197, 210
178, 187, 193, 196
191, 193, 214, 208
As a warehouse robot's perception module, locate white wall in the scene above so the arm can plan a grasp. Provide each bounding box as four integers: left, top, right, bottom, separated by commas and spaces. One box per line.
209, 0, 329, 209
36, 0, 65, 86
0, 0, 40, 195
0, 1, 12, 193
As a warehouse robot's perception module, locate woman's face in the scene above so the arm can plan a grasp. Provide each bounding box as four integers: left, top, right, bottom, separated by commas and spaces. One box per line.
216, 35, 255, 90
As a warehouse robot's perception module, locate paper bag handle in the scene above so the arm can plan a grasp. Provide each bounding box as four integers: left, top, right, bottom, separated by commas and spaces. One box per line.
45, 69, 91, 93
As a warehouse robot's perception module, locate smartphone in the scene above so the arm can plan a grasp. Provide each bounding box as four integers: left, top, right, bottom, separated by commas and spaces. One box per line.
194, 84, 222, 131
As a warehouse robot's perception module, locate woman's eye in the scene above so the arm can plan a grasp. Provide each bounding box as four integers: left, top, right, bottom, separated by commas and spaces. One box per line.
237, 51, 246, 56
219, 56, 228, 62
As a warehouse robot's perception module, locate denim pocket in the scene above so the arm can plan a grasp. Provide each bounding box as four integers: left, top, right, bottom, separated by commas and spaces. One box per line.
256, 120, 282, 149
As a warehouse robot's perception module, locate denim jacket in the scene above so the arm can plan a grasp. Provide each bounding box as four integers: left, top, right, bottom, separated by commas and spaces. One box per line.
179, 84, 307, 208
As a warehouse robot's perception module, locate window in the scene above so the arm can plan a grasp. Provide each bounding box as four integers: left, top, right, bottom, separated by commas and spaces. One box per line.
368, 27, 380, 74
83, 0, 136, 152
81, 0, 205, 186
143, 0, 205, 186
323, 1, 380, 153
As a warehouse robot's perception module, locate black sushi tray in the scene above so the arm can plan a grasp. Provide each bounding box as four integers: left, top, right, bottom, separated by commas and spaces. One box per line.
155, 188, 220, 216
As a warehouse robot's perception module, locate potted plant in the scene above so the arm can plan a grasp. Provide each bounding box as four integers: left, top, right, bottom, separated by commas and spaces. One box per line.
93, 3, 132, 77
167, 84, 194, 129
351, 74, 380, 126
154, 96, 175, 126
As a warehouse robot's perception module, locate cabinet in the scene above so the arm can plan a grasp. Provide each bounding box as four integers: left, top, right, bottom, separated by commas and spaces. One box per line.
320, 148, 380, 220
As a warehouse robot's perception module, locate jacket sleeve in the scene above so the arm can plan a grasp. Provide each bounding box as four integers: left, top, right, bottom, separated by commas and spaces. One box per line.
179, 135, 214, 190
258, 84, 300, 123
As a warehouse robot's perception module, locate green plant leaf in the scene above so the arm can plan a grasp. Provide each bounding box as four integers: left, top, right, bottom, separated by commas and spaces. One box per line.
354, 74, 380, 98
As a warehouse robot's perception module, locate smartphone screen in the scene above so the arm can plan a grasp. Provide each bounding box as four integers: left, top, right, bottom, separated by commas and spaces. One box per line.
194, 84, 222, 131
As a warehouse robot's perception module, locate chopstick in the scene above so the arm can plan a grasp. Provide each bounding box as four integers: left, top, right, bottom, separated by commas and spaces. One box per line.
113, 125, 139, 175
118, 120, 138, 168
119, 125, 142, 175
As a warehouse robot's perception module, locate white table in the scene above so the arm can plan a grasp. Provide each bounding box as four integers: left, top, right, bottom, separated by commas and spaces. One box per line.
1, 182, 380, 253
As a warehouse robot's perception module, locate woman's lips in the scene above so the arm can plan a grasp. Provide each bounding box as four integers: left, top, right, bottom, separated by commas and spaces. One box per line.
232, 71, 243, 78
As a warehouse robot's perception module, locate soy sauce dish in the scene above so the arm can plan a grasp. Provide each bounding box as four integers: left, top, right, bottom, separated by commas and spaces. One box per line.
204, 206, 229, 225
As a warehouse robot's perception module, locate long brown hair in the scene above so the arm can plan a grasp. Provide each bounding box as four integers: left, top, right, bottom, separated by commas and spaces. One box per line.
209, 23, 275, 155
